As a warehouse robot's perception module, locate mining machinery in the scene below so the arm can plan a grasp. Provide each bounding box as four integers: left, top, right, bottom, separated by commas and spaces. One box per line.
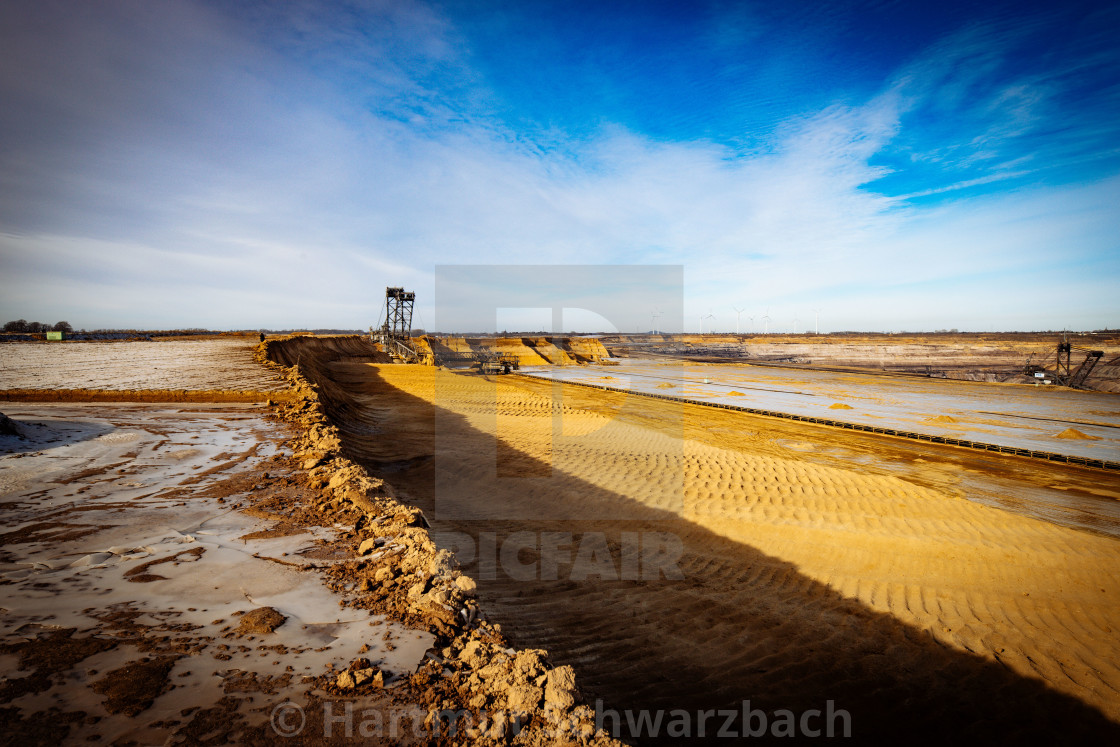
377, 287, 420, 362
1024, 334, 1104, 389
430, 348, 520, 374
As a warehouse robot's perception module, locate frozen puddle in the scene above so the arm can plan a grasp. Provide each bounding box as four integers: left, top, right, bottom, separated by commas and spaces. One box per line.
0, 404, 432, 744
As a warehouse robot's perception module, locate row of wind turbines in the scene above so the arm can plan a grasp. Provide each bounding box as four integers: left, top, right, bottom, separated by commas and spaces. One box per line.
649, 308, 821, 335
721, 307, 821, 335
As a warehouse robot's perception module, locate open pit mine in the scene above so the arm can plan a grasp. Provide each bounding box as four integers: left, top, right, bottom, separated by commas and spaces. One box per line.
2, 311, 1119, 744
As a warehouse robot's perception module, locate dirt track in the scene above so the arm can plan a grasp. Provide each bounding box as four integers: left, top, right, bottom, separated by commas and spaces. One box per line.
304, 354, 1120, 743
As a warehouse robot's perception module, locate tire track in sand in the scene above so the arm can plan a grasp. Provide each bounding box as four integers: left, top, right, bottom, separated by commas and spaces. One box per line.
323, 361, 1120, 742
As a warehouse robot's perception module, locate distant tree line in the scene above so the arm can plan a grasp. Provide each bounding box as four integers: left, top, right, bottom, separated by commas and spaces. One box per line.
2, 323, 370, 338
3, 319, 72, 333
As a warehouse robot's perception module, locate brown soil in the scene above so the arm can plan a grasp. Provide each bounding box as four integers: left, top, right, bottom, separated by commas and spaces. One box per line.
0, 629, 117, 701
828, 402, 853, 409
90, 656, 179, 716
235, 607, 287, 635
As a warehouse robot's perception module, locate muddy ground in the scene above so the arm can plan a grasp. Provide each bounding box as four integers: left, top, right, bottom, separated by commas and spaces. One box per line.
0, 338, 614, 746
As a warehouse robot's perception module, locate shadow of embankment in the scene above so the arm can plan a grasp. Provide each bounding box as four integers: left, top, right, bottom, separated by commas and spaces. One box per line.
274, 339, 1120, 744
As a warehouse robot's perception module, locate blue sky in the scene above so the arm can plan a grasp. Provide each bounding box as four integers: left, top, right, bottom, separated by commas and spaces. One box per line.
0, 0, 1117, 332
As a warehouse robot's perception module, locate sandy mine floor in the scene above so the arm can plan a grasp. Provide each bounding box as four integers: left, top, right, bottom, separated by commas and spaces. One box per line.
526, 360, 1120, 462
0, 339, 285, 392
0, 403, 431, 743
326, 361, 1120, 742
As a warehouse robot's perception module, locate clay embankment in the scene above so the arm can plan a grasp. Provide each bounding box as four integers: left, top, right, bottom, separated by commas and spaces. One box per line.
260, 335, 616, 745
281, 336, 1120, 743
420, 336, 609, 367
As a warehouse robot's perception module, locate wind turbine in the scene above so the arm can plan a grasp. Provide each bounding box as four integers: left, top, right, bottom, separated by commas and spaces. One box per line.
650, 308, 663, 334
813, 308, 821, 335
732, 306, 744, 335
747, 316, 754, 334
700, 313, 714, 334
793, 318, 800, 334
762, 309, 771, 335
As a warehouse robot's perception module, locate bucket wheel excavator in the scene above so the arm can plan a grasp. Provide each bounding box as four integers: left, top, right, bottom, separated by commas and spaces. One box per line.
1024, 334, 1103, 389
375, 287, 424, 363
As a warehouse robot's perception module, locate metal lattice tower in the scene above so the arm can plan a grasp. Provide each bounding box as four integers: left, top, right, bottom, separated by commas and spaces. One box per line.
383, 287, 415, 341
378, 287, 418, 362
1057, 335, 1072, 382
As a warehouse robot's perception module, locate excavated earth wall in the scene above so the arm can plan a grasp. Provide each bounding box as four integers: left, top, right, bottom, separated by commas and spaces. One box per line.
419, 336, 609, 367
259, 335, 616, 746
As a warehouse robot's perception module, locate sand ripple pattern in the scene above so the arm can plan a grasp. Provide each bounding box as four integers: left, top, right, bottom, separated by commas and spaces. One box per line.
320, 359, 1120, 740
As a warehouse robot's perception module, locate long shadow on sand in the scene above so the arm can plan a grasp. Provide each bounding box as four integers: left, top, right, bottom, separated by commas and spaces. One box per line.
307, 354, 1120, 744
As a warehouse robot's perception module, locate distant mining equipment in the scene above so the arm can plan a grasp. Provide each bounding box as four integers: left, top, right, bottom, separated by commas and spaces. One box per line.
475, 351, 520, 375
429, 349, 520, 374
1024, 334, 1103, 388
375, 287, 425, 363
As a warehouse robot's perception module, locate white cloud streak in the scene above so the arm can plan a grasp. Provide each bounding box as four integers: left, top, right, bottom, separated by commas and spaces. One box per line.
0, 1, 1116, 331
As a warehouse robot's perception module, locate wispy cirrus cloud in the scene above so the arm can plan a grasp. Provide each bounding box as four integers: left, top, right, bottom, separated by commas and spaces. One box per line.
0, 0, 1116, 332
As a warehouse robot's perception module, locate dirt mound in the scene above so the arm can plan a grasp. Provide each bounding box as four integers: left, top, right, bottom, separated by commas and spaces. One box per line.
655, 383, 675, 389
525, 337, 577, 365
829, 402, 853, 409
493, 338, 554, 366
1055, 428, 1101, 440
236, 606, 287, 635
926, 415, 959, 423
564, 337, 610, 362
727, 391, 745, 396
265, 334, 389, 368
